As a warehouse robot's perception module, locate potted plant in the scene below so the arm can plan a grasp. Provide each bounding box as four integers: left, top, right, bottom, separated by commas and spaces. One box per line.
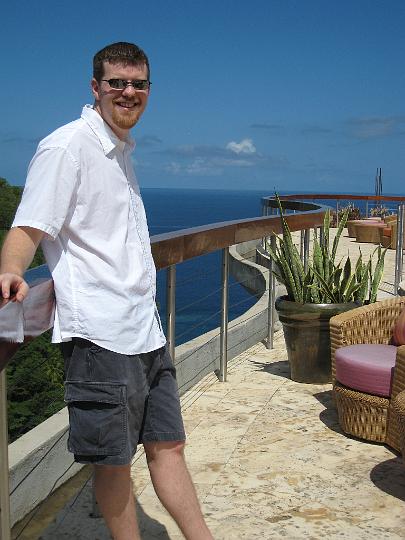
331, 203, 361, 227
370, 205, 390, 219
266, 197, 386, 383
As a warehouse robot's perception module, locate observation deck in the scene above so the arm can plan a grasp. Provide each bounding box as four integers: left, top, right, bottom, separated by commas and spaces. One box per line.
2, 194, 405, 539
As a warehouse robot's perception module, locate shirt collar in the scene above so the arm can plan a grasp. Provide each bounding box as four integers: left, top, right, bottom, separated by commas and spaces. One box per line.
81, 104, 136, 155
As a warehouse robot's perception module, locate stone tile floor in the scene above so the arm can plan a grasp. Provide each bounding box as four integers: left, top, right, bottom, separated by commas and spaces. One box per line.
19, 332, 405, 539
12, 233, 405, 539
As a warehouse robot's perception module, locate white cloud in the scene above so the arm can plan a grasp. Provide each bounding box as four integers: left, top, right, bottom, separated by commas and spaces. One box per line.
158, 139, 289, 177
347, 115, 405, 140
226, 138, 256, 155
165, 158, 222, 176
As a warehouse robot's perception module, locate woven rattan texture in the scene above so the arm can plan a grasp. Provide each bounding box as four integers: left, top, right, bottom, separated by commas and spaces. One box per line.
386, 348, 405, 450
334, 382, 390, 444
330, 297, 405, 380
391, 346, 405, 397
392, 390, 405, 459
330, 299, 405, 451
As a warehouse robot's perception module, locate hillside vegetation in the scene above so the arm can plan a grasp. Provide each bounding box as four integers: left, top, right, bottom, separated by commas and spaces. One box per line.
1, 177, 64, 442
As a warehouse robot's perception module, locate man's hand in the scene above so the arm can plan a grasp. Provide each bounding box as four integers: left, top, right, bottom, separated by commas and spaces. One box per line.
0, 226, 45, 306
0, 273, 29, 306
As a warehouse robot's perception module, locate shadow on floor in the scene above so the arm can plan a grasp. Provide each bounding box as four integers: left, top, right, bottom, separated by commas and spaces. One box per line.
314, 389, 405, 501
313, 390, 345, 436
313, 389, 382, 443
250, 357, 291, 380
137, 500, 171, 539
29, 483, 171, 540
74, 500, 170, 540
370, 457, 405, 501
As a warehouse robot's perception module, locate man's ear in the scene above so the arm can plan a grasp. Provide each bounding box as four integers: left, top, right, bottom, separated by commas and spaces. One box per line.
91, 78, 100, 101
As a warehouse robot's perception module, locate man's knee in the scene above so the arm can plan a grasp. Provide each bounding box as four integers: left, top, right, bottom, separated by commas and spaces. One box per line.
144, 440, 186, 462
94, 463, 132, 480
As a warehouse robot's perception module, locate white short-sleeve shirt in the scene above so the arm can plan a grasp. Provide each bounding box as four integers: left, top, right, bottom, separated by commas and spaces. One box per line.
12, 105, 166, 354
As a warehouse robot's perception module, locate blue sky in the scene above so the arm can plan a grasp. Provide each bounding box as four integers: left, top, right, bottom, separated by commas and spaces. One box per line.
1, 1, 404, 193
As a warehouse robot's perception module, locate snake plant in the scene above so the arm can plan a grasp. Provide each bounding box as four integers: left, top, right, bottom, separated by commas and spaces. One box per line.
266, 196, 386, 304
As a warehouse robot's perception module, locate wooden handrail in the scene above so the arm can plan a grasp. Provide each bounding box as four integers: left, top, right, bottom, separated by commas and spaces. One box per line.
263, 193, 405, 202
2, 192, 404, 368
151, 206, 328, 270
0, 201, 328, 371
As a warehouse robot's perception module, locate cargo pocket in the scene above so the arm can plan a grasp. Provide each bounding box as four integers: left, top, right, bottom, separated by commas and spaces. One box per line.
64, 381, 127, 456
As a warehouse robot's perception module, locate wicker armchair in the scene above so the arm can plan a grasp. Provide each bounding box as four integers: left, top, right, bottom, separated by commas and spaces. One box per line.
330, 297, 405, 451
380, 221, 405, 250
392, 391, 405, 460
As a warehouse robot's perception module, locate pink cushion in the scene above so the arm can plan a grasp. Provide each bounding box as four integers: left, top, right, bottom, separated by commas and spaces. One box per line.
335, 344, 396, 397
392, 309, 405, 345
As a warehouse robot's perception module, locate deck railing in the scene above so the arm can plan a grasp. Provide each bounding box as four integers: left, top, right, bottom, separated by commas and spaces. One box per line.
262, 194, 405, 291
1, 193, 405, 538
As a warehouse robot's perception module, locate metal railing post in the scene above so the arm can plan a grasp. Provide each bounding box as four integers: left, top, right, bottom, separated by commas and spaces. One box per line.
303, 229, 310, 272
261, 202, 268, 248
336, 201, 339, 227
319, 226, 325, 246
365, 201, 369, 218
0, 370, 11, 540
166, 265, 176, 361
219, 248, 229, 382
394, 205, 405, 294
300, 230, 305, 261
266, 235, 276, 349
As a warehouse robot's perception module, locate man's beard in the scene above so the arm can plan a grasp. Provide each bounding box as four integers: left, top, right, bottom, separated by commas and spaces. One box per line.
112, 105, 140, 130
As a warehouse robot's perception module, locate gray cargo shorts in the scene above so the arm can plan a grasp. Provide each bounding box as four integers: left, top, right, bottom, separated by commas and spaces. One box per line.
61, 339, 186, 466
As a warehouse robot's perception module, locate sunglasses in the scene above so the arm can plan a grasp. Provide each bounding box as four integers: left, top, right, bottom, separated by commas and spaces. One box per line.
101, 79, 151, 91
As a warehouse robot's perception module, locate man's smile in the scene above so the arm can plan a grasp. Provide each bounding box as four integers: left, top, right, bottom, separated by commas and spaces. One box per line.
114, 101, 138, 109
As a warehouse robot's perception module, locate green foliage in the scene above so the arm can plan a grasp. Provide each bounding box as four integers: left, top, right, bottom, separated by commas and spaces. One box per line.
266, 195, 386, 304
331, 203, 361, 226
6, 331, 65, 443
1, 177, 56, 441
0, 177, 45, 267
0, 178, 23, 228
370, 205, 391, 218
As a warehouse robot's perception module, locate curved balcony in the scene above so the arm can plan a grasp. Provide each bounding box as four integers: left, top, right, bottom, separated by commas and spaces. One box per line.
1, 194, 404, 539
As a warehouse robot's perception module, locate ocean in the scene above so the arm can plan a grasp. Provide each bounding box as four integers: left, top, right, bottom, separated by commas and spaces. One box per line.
142, 188, 267, 345
28, 188, 399, 346
27, 187, 267, 346
142, 188, 400, 345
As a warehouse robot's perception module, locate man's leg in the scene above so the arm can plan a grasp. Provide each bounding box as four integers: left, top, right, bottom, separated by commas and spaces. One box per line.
94, 463, 140, 540
144, 440, 213, 540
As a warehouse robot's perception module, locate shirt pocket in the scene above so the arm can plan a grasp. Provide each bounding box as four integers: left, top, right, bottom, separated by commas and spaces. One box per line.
64, 381, 127, 456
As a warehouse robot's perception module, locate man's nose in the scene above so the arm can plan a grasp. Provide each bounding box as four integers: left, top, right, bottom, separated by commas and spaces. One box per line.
122, 84, 137, 97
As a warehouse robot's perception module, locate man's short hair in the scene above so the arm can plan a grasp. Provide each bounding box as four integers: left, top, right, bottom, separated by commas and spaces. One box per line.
93, 42, 150, 81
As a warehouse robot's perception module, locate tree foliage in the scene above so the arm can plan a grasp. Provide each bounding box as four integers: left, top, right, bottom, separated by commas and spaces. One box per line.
0, 177, 45, 268
0, 177, 23, 228
7, 332, 65, 442
1, 177, 60, 442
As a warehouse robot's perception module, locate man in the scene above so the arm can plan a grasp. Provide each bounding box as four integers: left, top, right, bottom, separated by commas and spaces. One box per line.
0, 42, 213, 540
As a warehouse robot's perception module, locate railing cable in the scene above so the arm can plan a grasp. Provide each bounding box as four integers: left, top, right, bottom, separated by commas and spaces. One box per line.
10, 427, 69, 495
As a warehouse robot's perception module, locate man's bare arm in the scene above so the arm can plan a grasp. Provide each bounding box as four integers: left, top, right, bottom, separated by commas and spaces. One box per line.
0, 227, 45, 303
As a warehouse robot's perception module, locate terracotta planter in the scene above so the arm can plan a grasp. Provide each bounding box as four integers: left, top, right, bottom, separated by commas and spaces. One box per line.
275, 296, 358, 383
347, 219, 380, 238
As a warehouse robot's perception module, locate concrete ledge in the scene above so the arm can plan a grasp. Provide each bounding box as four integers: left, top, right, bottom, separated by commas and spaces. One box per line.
9, 408, 83, 526
229, 240, 267, 298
